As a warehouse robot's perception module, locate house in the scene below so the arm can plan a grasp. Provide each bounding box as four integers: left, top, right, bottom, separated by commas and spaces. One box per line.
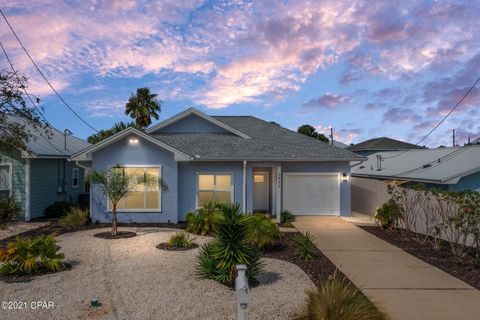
350, 146, 480, 215
71, 108, 364, 223
0, 119, 90, 221
347, 137, 424, 156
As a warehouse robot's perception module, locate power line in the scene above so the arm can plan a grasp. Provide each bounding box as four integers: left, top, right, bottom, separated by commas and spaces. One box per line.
0, 9, 99, 133
383, 76, 480, 160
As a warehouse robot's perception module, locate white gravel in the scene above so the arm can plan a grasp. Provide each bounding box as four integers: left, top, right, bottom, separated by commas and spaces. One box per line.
0, 227, 314, 320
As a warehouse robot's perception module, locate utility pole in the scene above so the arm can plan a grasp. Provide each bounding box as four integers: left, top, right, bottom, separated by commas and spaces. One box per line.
330, 127, 334, 145
452, 129, 456, 147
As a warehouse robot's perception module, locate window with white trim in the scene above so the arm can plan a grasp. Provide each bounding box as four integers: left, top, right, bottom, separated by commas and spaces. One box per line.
197, 173, 233, 207
0, 164, 11, 200
72, 168, 79, 188
109, 167, 161, 211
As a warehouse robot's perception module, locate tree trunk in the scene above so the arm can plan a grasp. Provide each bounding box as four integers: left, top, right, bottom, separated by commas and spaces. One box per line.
111, 204, 118, 236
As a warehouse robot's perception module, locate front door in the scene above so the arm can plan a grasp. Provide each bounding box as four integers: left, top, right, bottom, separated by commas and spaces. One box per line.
253, 172, 269, 211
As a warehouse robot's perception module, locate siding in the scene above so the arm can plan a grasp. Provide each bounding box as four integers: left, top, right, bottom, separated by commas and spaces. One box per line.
156, 114, 229, 134
29, 158, 85, 219
449, 171, 480, 192
0, 146, 26, 218
91, 133, 178, 223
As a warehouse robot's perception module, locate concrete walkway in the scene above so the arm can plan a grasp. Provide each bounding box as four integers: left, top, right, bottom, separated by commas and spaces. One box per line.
293, 216, 480, 320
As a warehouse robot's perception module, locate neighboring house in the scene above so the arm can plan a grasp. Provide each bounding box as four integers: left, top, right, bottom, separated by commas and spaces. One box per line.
71, 108, 364, 223
347, 137, 424, 156
0, 120, 90, 221
332, 140, 348, 149
350, 146, 480, 215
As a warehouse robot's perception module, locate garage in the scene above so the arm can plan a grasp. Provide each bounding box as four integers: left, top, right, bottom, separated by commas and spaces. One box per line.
282, 173, 340, 215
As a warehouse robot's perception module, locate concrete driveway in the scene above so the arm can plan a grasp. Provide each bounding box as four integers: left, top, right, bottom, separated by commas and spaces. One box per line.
293, 216, 480, 320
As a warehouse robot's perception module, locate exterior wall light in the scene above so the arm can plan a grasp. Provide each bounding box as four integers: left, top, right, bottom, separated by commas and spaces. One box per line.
129, 138, 139, 144
342, 173, 348, 182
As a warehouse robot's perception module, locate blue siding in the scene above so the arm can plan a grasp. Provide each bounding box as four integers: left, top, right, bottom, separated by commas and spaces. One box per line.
0, 146, 26, 218
91, 133, 178, 223
29, 159, 85, 219
449, 172, 480, 192
156, 114, 229, 134
177, 161, 244, 220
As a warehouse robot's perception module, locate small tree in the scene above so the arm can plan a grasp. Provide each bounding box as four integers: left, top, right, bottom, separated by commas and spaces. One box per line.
91, 165, 167, 236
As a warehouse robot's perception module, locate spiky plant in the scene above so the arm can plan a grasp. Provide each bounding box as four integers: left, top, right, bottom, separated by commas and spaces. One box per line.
0, 195, 22, 229
245, 213, 281, 249
167, 232, 195, 248
293, 232, 316, 261
185, 201, 221, 235
281, 210, 296, 224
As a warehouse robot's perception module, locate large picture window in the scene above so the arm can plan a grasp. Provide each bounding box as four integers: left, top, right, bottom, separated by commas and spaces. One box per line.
109, 166, 161, 211
197, 173, 233, 207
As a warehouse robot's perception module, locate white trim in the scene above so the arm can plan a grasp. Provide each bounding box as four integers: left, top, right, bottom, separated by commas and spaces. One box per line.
252, 171, 269, 211
146, 107, 251, 139
282, 172, 341, 216
70, 127, 192, 162
106, 165, 163, 213
72, 167, 80, 188
242, 161, 247, 212
24, 159, 31, 221
0, 163, 13, 198
276, 166, 282, 223
196, 172, 234, 208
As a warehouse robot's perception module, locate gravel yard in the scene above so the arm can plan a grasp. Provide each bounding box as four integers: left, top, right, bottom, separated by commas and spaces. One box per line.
0, 221, 49, 240
0, 227, 314, 320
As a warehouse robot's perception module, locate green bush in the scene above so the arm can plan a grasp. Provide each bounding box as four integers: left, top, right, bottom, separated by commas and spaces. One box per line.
245, 213, 281, 249
44, 201, 76, 218
0, 196, 22, 229
168, 232, 195, 248
186, 201, 221, 235
302, 276, 386, 320
375, 199, 404, 229
281, 210, 296, 224
293, 232, 316, 261
0, 233, 65, 275
196, 202, 262, 285
59, 207, 89, 228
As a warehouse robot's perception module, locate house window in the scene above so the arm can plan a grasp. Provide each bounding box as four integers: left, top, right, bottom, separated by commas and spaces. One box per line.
0, 164, 11, 200
197, 173, 233, 207
109, 167, 161, 211
72, 168, 79, 188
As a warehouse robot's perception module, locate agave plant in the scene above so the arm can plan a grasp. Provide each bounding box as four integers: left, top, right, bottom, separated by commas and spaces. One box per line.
196, 203, 262, 285
0, 233, 65, 275
185, 201, 221, 235
245, 213, 281, 249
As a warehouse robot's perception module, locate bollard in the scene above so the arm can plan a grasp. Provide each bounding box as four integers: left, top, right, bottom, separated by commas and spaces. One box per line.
235, 265, 250, 320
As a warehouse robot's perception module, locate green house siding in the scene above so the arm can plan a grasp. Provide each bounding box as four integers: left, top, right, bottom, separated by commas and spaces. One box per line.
30, 159, 85, 219
0, 146, 27, 218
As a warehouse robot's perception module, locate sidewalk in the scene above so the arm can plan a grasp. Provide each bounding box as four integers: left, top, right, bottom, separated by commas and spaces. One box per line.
293, 216, 480, 320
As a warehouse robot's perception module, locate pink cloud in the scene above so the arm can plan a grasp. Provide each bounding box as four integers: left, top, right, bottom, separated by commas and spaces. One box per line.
303, 93, 351, 109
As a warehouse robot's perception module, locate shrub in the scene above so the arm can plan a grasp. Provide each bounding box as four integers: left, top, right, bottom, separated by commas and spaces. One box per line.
293, 232, 316, 261
168, 232, 195, 249
245, 213, 281, 249
44, 201, 76, 218
302, 276, 385, 320
374, 199, 404, 229
0, 233, 65, 275
59, 207, 89, 228
196, 202, 262, 285
186, 201, 221, 235
281, 210, 296, 224
0, 196, 22, 229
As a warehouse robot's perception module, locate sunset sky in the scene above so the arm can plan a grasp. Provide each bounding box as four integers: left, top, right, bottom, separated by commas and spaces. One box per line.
1, 0, 479, 146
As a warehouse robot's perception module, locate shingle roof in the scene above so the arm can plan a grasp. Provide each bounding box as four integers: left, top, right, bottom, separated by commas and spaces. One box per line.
347, 137, 424, 152
351, 146, 480, 184
152, 116, 364, 161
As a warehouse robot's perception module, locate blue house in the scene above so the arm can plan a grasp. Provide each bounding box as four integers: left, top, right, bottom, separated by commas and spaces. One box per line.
0, 120, 90, 221
71, 108, 363, 223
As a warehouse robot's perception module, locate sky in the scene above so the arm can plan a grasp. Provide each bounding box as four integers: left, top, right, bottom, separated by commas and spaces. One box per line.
1, 0, 479, 146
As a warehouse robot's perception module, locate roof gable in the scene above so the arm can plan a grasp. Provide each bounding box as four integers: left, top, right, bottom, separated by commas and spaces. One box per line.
146, 108, 250, 139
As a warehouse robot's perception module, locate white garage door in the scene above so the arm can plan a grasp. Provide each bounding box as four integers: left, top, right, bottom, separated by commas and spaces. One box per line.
283, 173, 340, 215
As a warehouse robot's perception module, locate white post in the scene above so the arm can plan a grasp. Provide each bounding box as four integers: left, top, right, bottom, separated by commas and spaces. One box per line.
235, 265, 250, 320
242, 160, 247, 213
276, 166, 282, 223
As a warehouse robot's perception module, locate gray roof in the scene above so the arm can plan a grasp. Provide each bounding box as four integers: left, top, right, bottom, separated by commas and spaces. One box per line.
351, 146, 480, 184
347, 137, 424, 152
152, 116, 364, 161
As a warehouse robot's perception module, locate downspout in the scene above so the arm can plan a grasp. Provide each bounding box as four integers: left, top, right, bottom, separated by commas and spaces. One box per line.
243, 160, 247, 213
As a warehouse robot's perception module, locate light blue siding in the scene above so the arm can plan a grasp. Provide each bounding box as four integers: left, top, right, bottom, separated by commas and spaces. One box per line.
91, 133, 178, 223
449, 172, 480, 192
29, 159, 85, 219
177, 161, 243, 220
156, 114, 229, 134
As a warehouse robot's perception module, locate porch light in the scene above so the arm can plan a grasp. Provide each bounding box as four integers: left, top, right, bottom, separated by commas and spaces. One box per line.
129, 138, 139, 144
342, 173, 348, 182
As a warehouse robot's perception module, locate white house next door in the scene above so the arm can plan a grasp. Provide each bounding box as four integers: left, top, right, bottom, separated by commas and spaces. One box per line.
253, 172, 269, 211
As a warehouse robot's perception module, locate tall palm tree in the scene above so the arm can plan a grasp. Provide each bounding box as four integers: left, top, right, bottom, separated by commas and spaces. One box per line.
125, 87, 163, 128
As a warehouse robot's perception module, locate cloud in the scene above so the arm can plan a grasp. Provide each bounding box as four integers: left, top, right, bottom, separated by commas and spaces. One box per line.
302, 93, 351, 109
314, 124, 361, 144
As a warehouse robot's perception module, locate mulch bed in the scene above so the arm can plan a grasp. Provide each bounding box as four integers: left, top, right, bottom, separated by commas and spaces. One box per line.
93, 231, 137, 239
156, 243, 199, 251
0, 262, 72, 283
263, 232, 345, 288
360, 226, 480, 290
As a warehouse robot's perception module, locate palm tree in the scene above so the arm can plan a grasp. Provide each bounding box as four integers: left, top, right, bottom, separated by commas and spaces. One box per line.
91, 165, 168, 236
125, 87, 163, 128
87, 121, 138, 144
